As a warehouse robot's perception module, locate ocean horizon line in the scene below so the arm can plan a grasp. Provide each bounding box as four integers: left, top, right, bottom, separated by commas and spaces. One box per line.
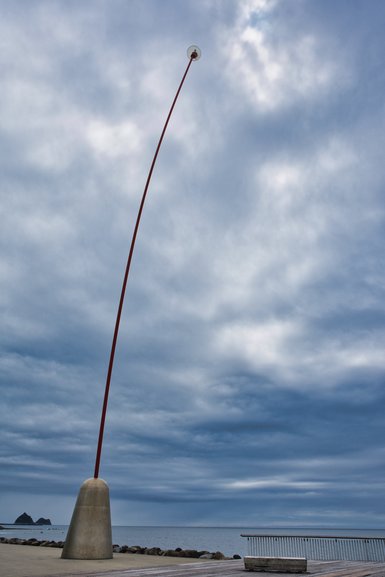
2, 523, 385, 530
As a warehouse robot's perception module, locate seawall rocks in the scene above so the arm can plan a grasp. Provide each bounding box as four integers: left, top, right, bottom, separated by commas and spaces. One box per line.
0, 536, 240, 559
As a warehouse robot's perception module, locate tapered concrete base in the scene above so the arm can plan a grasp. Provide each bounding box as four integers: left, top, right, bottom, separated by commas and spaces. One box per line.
61, 477, 112, 559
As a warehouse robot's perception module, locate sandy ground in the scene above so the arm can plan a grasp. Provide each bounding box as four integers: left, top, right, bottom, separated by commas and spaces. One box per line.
0, 543, 206, 577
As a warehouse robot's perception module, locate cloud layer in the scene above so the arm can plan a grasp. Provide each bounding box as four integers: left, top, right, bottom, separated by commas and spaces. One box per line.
1, 0, 385, 528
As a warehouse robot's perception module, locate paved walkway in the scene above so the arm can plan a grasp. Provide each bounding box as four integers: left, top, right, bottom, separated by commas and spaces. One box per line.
2, 544, 385, 577
61, 559, 385, 577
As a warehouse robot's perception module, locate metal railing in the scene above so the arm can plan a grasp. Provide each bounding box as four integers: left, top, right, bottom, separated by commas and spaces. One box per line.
241, 534, 385, 561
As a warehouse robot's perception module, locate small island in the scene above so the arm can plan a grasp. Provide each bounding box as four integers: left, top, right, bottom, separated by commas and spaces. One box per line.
14, 513, 34, 525
14, 513, 51, 525
35, 518, 51, 525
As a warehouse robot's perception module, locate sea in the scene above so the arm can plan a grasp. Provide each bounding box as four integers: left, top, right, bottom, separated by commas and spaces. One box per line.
1, 526, 385, 557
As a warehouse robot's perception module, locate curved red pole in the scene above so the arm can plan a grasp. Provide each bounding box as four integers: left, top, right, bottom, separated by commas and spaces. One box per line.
94, 50, 199, 479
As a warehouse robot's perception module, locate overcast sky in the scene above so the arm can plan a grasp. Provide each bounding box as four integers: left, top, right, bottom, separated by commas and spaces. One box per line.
1, 0, 385, 529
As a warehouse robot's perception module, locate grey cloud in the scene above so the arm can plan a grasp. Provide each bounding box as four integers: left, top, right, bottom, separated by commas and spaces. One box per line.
1, 0, 385, 528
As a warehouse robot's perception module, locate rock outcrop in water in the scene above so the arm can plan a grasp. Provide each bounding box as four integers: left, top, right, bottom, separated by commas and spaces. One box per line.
14, 513, 51, 525
35, 518, 52, 525
14, 513, 34, 525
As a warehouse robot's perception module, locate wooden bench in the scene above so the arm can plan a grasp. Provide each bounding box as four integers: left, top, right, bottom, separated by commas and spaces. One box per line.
244, 556, 307, 573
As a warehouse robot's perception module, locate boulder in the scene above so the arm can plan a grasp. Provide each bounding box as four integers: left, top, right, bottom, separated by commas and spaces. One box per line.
212, 551, 225, 560
181, 549, 201, 558
146, 547, 162, 556
126, 546, 142, 553
8, 538, 24, 544
14, 513, 34, 525
164, 549, 181, 557
128, 545, 145, 554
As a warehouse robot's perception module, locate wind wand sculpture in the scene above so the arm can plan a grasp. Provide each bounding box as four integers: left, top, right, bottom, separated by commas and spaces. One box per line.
62, 46, 201, 560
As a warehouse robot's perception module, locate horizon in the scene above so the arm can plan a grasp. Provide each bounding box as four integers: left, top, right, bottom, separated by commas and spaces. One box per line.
2, 520, 385, 531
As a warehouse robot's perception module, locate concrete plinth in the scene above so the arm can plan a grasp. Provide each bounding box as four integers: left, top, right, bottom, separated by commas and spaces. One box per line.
61, 477, 112, 559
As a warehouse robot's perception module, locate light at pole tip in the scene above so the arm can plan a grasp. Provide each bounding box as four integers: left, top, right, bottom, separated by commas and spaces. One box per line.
187, 45, 201, 61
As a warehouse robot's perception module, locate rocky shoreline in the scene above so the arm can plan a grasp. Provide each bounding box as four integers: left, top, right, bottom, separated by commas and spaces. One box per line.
0, 536, 241, 560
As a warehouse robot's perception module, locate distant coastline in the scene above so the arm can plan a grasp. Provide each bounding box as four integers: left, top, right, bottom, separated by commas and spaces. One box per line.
13, 513, 51, 526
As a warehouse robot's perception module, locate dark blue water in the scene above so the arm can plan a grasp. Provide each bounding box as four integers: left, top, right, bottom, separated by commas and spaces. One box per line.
1, 525, 385, 557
